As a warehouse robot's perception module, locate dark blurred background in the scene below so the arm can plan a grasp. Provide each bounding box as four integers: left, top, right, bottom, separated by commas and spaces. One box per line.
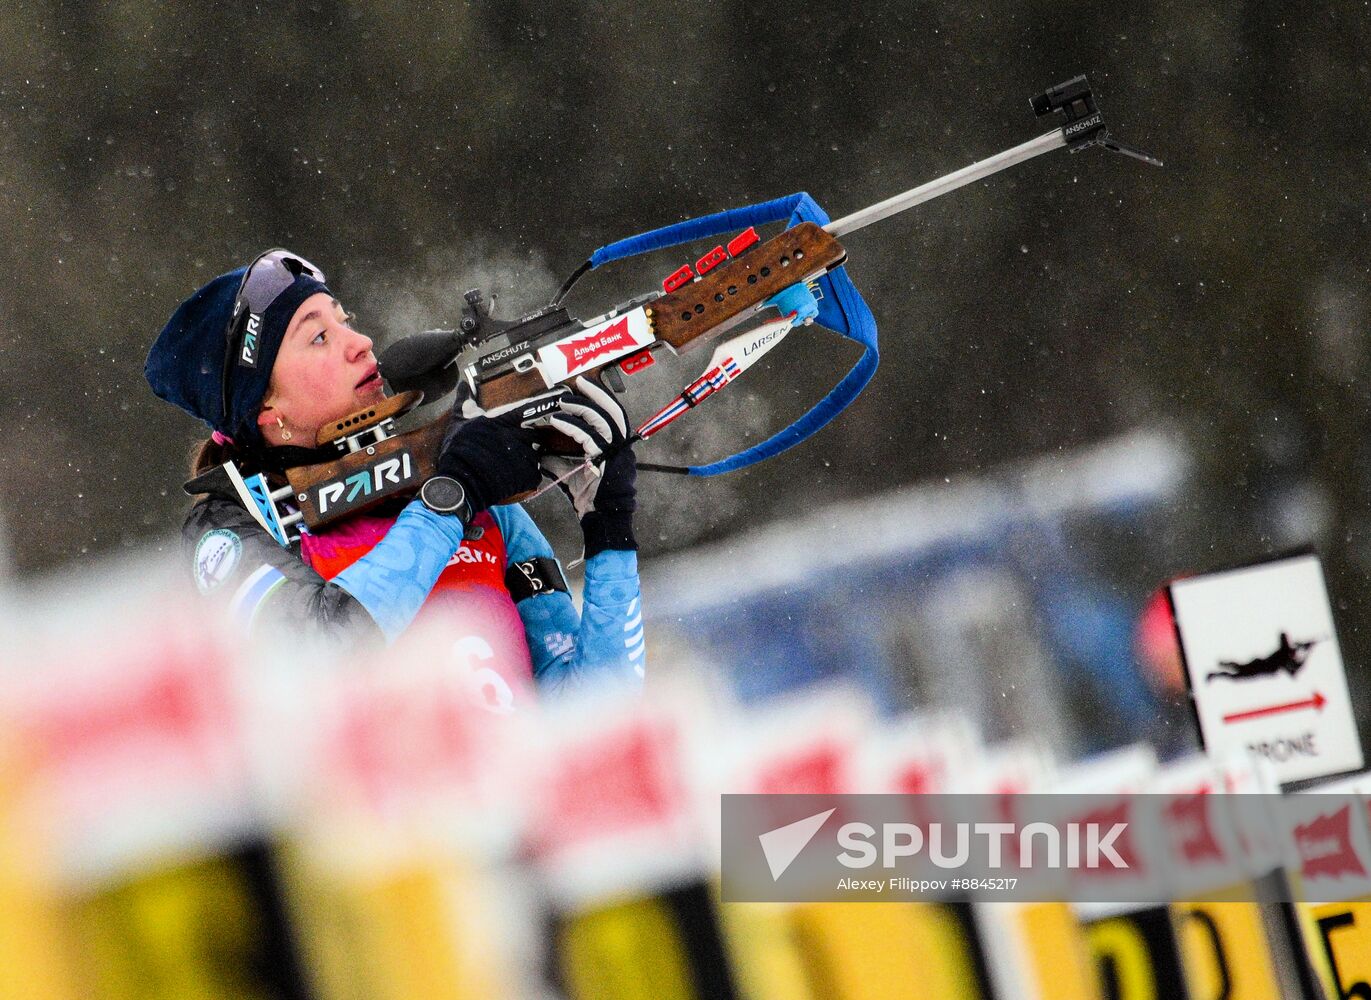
3, 2, 1368, 735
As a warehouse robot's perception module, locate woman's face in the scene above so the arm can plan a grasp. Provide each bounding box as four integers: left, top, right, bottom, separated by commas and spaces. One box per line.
257, 292, 385, 446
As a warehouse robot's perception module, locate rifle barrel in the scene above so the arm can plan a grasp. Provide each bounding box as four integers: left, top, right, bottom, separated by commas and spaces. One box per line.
824, 128, 1067, 238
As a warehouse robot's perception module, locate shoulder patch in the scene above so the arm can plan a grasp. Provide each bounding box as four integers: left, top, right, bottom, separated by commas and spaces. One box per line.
194, 528, 243, 593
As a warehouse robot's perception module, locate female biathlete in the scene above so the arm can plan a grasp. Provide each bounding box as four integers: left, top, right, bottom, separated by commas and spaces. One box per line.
144, 250, 645, 704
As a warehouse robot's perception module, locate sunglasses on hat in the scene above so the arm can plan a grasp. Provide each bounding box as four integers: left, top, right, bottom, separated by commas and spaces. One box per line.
221, 249, 325, 425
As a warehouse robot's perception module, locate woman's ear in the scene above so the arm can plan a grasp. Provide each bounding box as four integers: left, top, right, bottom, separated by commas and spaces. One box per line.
257, 402, 283, 445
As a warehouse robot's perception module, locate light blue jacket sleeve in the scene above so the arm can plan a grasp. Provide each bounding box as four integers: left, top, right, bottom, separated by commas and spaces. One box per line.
490, 503, 645, 694
332, 501, 465, 642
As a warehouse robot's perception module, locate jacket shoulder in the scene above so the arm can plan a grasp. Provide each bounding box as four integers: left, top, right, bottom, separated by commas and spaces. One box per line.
182, 494, 262, 545
181, 493, 300, 594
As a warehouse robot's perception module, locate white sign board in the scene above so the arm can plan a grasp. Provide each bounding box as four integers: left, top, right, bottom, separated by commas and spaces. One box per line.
1170, 553, 1363, 785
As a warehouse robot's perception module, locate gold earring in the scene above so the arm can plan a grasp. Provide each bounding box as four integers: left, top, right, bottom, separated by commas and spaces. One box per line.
276, 416, 292, 441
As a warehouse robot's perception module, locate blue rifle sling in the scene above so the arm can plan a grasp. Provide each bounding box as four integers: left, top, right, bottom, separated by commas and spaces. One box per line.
588, 193, 879, 476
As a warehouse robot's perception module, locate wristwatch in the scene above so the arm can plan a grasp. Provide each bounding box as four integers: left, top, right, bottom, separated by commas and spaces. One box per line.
419, 475, 474, 523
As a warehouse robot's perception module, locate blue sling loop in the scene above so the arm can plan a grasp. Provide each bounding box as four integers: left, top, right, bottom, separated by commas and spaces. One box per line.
588, 193, 879, 476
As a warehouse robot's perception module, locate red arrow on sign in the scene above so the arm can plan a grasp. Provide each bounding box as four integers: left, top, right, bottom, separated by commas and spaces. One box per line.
1222, 690, 1326, 724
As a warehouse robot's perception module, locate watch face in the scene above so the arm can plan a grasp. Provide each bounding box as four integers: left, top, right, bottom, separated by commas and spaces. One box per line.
422, 476, 465, 513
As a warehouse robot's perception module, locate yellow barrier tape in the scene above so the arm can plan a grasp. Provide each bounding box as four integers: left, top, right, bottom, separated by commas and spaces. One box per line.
1302, 900, 1371, 1000
0, 735, 80, 1000
69, 845, 305, 1000
787, 902, 989, 999
1174, 902, 1283, 1000
279, 846, 512, 1000
1083, 907, 1189, 1000
1010, 902, 1103, 1000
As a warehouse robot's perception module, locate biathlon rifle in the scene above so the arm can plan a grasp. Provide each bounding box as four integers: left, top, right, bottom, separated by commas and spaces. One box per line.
212, 76, 1160, 546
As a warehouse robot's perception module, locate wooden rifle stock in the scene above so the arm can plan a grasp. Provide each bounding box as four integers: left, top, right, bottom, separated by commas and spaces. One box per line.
286, 223, 846, 530
477, 222, 845, 408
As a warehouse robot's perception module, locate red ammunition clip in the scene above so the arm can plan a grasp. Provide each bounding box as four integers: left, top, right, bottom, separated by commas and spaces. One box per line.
695, 245, 728, 275
662, 264, 695, 293
619, 349, 655, 375
726, 226, 760, 257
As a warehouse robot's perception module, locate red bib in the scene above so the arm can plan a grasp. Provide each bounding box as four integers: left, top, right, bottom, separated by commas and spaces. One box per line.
299, 510, 536, 712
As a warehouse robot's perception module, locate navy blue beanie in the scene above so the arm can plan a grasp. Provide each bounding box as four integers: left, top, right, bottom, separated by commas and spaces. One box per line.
145, 265, 332, 446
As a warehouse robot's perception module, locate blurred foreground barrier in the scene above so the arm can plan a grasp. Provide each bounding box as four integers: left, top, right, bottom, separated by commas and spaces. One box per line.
250, 620, 542, 999
1054, 746, 1194, 999
3, 547, 1371, 999
1155, 755, 1310, 1000
1286, 776, 1371, 999
0, 729, 81, 999
529, 688, 732, 999
2, 595, 311, 999
725, 692, 994, 1000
